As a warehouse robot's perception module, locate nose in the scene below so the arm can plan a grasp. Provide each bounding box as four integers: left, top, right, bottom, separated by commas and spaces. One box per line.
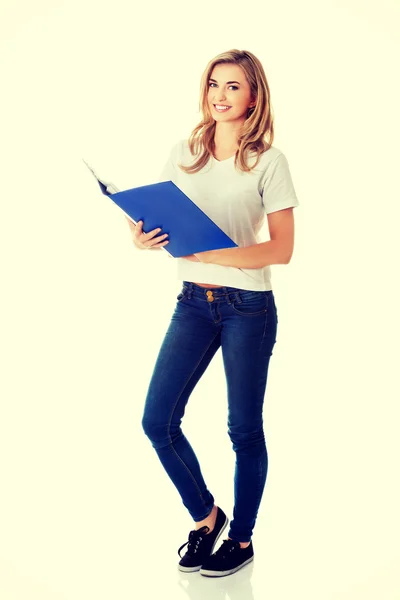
214, 89, 227, 102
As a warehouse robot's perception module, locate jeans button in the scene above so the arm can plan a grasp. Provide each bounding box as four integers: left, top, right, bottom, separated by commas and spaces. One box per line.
206, 291, 214, 302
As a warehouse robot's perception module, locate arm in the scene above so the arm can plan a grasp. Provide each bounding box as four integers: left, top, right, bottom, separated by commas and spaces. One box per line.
194, 208, 295, 269
195, 239, 286, 269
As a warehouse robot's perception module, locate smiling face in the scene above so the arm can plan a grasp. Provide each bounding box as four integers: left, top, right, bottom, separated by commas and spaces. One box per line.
207, 62, 256, 124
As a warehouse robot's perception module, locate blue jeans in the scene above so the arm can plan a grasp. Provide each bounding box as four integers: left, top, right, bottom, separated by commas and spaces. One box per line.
141, 281, 278, 542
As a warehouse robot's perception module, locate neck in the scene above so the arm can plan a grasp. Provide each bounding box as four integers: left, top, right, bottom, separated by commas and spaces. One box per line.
214, 119, 245, 149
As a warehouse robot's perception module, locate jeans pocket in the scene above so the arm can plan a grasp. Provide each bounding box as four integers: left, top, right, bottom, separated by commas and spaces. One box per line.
230, 291, 268, 317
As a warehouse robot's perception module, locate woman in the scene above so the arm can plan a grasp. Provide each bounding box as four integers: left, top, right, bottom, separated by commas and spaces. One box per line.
126, 49, 299, 578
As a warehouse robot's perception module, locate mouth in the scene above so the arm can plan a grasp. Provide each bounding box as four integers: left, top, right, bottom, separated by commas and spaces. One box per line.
213, 104, 232, 112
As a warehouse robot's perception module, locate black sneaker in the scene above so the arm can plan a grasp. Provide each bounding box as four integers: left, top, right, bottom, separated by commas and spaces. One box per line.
177, 507, 229, 572
199, 538, 254, 577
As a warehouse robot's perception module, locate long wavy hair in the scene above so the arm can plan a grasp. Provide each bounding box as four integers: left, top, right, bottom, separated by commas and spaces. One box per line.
178, 49, 275, 174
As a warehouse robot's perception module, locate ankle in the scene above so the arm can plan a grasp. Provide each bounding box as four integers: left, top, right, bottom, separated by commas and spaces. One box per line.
194, 504, 218, 533
227, 537, 250, 549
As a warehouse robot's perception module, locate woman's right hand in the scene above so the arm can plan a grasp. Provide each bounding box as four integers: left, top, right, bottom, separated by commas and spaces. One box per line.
125, 217, 170, 251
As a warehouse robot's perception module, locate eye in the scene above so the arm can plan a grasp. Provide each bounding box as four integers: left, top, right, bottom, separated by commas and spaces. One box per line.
208, 83, 239, 90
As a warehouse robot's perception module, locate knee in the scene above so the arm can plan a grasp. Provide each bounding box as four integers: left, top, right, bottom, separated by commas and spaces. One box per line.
142, 417, 182, 448
141, 416, 163, 442
228, 427, 266, 454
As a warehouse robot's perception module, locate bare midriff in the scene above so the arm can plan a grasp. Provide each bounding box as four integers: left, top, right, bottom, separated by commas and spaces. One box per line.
193, 282, 223, 288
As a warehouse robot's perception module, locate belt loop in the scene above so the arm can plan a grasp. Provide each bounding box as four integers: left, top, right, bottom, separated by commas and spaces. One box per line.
222, 286, 231, 304
235, 290, 242, 304
187, 282, 193, 299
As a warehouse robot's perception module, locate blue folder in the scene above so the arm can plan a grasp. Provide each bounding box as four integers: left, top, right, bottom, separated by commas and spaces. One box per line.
83, 159, 238, 258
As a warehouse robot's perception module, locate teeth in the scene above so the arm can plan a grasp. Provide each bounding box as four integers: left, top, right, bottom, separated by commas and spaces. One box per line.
215, 105, 230, 110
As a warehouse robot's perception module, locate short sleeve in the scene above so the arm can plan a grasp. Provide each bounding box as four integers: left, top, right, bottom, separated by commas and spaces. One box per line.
261, 152, 299, 214
158, 140, 181, 183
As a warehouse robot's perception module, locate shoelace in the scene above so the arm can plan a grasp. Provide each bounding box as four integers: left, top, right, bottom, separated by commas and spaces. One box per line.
178, 525, 210, 558
210, 538, 241, 559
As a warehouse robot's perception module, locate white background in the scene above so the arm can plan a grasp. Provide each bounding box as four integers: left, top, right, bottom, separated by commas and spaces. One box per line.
1, 1, 399, 599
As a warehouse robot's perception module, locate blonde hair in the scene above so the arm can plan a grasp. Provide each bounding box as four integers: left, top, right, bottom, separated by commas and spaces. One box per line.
178, 49, 275, 174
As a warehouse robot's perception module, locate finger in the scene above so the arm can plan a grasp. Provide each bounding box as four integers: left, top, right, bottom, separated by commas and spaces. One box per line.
144, 227, 163, 239
134, 220, 143, 238
150, 238, 170, 248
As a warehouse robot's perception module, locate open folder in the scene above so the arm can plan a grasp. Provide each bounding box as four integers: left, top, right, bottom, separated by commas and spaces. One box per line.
83, 159, 238, 258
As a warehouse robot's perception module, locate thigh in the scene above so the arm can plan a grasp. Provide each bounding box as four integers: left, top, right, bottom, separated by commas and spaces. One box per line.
142, 297, 222, 427
221, 291, 278, 428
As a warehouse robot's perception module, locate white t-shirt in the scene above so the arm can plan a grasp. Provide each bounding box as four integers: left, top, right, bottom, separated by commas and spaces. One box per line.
158, 138, 299, 291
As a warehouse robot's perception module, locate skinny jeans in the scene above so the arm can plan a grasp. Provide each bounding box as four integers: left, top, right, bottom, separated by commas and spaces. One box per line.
141, 281, 278, 542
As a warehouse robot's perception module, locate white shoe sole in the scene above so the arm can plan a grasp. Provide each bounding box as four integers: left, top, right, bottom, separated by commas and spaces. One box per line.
200, 555, 254, 577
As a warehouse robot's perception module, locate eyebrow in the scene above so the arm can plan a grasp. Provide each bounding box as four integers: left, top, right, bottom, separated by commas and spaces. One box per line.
209, 78, 241, 85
